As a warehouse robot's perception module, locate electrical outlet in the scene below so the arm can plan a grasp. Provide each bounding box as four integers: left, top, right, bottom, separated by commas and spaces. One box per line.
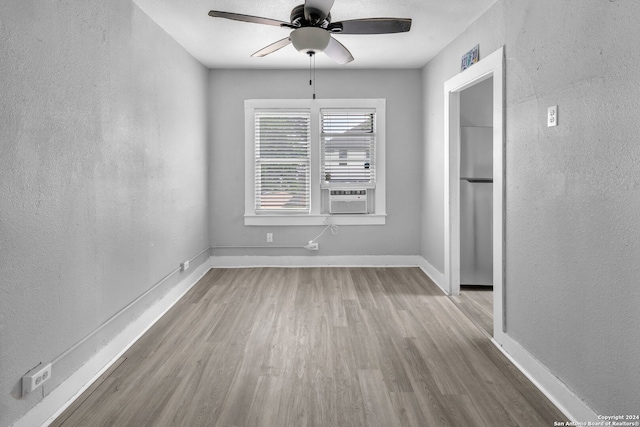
267, 233, 273, 243
547, 105, 558, 127
22, 363, 51, 397
180, 260, 189, 271
304, 241, 319, 251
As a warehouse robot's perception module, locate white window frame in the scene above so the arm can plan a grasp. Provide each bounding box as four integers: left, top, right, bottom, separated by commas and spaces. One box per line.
244, 98, 386, 226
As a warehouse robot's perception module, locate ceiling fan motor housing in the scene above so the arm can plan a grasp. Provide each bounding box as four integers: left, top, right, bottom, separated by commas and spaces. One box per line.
290, 27, 330, 53
291, 4, 331, 27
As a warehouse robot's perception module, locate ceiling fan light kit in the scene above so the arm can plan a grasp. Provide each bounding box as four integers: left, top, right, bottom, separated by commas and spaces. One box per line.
208, 0, 411, 64
290, 27, 331, 54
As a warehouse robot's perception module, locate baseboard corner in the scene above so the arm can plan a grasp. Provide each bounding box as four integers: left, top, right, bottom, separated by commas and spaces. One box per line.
416, 256, 447, 295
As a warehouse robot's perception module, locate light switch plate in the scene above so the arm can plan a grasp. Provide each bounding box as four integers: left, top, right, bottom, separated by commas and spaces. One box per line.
548, 105, 558, 127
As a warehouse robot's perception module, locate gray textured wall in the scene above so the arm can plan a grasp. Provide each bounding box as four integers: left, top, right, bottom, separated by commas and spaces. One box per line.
421, 0, 640, 415
209, 69, 423, 257
0, 2, 209, 425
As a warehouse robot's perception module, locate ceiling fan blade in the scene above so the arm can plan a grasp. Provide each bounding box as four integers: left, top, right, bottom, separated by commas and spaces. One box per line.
251, 37, 292, 57
304, 0, 335, 25
208, 10, 294, 29
329, 18, 412, 34
324, 36, 354, 65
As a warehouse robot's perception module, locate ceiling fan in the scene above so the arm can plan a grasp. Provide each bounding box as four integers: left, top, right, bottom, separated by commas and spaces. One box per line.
208, 0, 412, 64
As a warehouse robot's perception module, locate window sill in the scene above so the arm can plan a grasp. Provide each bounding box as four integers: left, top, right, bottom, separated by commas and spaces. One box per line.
244, 214, 386, 226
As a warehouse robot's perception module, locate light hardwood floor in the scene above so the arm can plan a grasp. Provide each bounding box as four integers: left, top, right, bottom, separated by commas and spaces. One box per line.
450, 285, 494, 337
52, 267, 564, 427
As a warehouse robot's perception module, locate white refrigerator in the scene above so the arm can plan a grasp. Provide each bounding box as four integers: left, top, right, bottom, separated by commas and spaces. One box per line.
459, 126, 493, 286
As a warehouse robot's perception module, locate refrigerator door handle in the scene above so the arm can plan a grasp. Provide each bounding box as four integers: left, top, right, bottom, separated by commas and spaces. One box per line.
460, 178, 493, 183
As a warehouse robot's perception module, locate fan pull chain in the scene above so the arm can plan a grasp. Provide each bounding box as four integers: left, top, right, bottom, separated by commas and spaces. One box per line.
309, 52, 312, 87
308, 51, 316, 100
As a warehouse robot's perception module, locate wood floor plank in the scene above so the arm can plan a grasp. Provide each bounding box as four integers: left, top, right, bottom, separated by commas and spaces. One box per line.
53, 267, 565, 427
358, 369, 402, 427
362, 308, 414, 393
343, 299, 381, 371
389, 391, 430, 427
350, 267, 379, 310
399, 336, 461, 427
338, 266, 359, 301
451, 285, 494, 337
245, 375, 283, 427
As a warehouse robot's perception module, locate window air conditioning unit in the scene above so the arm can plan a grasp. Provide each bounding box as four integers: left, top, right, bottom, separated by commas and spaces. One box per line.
329, 189, 367, 214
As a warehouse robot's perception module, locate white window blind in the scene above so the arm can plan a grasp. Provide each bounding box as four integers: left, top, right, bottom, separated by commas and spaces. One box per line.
321, 110, 376, 188
254, 110, 311, 213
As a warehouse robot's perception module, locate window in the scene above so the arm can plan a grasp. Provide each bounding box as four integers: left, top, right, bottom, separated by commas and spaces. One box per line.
254, 111, 310, 213
245, 99, 386, 226
321, 110, 376, 188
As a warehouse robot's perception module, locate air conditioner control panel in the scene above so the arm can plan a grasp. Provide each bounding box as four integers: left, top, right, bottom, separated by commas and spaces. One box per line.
330, 190, 367, 196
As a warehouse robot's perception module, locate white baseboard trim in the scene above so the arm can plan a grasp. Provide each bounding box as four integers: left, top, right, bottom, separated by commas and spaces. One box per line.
210, 255, 425, 268
13, 259, 211, 427
491, 334, 598, 423
415, 257, 447, 295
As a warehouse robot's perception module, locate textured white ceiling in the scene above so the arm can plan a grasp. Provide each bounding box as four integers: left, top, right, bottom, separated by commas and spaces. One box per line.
133, 0, 498, 69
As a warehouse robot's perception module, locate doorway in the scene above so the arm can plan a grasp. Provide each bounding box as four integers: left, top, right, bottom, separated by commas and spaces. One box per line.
444, 46, 505, 336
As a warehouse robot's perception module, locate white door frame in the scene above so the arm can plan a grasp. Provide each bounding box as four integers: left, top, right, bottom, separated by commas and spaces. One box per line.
444, 46, 505, 333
